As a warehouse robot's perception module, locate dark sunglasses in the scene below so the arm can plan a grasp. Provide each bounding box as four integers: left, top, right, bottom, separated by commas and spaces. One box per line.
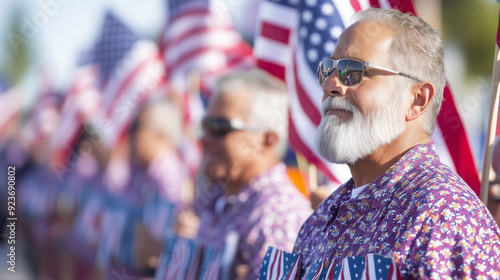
317, 58, 421, 87
201, 117, 262, 138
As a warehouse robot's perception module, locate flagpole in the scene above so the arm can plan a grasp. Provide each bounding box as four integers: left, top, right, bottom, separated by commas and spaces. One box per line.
481, 41, 500, 204
308, 162, 318, 192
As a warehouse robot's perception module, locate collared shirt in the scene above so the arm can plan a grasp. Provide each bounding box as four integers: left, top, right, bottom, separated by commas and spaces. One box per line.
294, 142, 500, 279
197, 163, 313, 279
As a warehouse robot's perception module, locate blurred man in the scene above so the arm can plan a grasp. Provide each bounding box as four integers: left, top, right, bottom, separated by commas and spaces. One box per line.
130, 99, 187, 205
197, 69, 313, 279
293, 8, 500, 278
130, 100, 199, 272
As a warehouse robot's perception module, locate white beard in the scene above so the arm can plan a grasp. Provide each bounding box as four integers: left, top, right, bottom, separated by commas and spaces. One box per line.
315, 95, 405, 164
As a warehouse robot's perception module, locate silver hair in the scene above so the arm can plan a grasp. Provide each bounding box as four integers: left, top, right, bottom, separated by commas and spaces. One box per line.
213, 69, 289, 159
353, 8, 445, 135
137, 99, 183, 147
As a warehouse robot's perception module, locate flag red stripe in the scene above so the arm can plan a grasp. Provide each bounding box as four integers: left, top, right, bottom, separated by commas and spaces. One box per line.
104, 54, 161, 118
497, 9, 500, 48
327, 263, 335, 278
388, 0, 416, 14
165, 44, 245, 73
395, 261, 403, 280
257, 60, 286, 81
286, 259, 299, 280
350, 0, 362, 12
312, 262, 323, 280
365, 255, 371, 280
368, 0, 381, 8
289, 114, 341, 184
436, 86, 480, 195
161, 26, 236, 54
269, 249, 279, 279
261, 22, 291, 44
387, 261, 394, 280
54, 121, 83, 168
62, 76, 95, 105
208, 42, 254, 70
293, 56, 322, 126
157, 24, 169, 52
206, 52, 254, 78
277, 251, 283, 278
168, 8, 211, 24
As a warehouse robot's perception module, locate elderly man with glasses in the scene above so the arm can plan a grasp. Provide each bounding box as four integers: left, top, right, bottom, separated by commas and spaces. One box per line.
293, 8, 500, 278
196, 69, 313, 279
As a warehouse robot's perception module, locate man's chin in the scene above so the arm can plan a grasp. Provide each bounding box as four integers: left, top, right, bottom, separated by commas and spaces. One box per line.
203, 165, 228, 184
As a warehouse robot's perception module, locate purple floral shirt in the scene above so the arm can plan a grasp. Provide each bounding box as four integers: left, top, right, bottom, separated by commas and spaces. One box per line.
294, 143, 500, 279
196, 163, 313, 279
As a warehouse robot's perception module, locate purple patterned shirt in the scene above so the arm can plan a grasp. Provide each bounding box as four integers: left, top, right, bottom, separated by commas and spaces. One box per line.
293, 142, 500, 279
196, 163, 313, 279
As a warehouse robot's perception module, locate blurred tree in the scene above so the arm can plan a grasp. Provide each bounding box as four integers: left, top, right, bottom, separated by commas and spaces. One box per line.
2, 4, 33, 85
442, 0, 499, 78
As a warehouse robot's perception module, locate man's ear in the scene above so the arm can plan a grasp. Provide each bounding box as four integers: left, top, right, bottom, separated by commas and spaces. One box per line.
406, 82, 435, 122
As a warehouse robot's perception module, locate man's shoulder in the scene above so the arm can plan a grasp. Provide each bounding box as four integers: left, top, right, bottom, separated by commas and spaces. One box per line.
254, 178, 312, 214
391, 159, 499, 233
401, 159, 475, 202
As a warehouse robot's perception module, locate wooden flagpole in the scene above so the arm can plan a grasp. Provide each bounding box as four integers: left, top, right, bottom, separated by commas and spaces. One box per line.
480, 11, 500, 204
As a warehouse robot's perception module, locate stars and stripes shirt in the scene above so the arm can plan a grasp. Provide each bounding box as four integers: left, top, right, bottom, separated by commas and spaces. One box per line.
293, 142, 500, 279
196, 163, 313, 279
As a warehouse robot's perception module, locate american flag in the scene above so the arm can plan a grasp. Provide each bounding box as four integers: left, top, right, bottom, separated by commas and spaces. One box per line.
90, 11, 166, 147
159, 0, 254, 184
258, 247, 301, 280
339, 255, 365, 279
323, 254, 402, 280
160, 0, 255, 94
51, 61, 100, 167
52, 11, 165, 164
254, 0, 481, 194
197, 246, 222, 280
51, 48, 100, 167
155, 235, 201, 280
302, 259, 325, 280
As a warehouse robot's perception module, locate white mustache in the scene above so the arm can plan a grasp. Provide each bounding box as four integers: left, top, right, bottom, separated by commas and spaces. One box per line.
320, 97, 358, 116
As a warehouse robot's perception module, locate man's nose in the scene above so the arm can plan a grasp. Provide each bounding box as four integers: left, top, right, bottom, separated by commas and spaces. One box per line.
322, 72, 347, 101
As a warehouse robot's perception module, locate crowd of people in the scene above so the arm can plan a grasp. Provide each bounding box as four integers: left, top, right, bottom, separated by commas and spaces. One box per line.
0, 68, 315, 279
1, 7, 500, 280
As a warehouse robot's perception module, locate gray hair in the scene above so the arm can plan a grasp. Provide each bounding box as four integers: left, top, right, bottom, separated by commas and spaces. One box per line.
353, 8, 445, 135
213, 69, 289, 159
135, 99, 183, 147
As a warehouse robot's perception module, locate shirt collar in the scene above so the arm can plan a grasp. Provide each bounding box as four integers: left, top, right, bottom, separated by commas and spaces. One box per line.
332, 142, 439, 211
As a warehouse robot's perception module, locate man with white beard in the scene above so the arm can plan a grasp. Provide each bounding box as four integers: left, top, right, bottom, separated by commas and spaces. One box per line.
292, 8, 500, 279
